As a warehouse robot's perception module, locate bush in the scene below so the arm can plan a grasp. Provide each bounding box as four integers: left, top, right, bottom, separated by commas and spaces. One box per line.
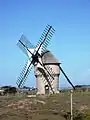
62, 109, 85, 120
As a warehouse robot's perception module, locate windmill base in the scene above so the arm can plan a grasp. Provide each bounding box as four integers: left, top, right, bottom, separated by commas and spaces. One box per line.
36, 90, 60, 95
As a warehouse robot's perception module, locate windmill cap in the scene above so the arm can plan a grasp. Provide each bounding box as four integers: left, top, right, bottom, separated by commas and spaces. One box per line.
41, 50, 60, 64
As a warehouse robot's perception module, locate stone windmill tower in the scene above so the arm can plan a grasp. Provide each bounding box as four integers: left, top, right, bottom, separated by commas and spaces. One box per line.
34, 51, 60, 94
16, 24, 75, 94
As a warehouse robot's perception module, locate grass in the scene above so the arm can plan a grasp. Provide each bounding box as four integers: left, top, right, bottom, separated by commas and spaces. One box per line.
0, 91, 90, 120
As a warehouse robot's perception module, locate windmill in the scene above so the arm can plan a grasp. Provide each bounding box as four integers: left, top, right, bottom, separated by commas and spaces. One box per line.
16, 24, 75, 94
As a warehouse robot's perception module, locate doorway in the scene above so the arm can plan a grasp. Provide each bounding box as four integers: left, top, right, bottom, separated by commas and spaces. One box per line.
45, 85, 49, 94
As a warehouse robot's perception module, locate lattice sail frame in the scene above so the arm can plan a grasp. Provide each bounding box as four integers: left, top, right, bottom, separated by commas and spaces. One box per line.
16, 25, 55, 90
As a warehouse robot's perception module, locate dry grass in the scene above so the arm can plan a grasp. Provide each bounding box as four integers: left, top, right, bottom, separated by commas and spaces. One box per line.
0, 92, 90, 120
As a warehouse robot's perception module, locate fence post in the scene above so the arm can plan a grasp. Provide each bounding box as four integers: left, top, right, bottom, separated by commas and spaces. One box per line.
71, 90, 73, 120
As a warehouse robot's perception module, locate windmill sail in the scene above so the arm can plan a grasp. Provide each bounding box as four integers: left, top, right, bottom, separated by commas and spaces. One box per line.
17, 25, 55, 58
45, 65, 56, 83
16, 24, 55, 89
35, 24, 55, 54
17, 35, 35, 58
16, 59, 33, 88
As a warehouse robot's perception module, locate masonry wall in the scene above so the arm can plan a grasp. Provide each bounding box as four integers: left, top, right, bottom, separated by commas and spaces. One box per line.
34, 64, 60, 94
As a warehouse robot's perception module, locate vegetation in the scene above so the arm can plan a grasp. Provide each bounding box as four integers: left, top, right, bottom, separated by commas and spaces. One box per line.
0, 91, 90, 120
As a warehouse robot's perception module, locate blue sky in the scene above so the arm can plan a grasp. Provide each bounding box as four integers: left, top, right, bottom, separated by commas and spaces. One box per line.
0, 0, 90, 88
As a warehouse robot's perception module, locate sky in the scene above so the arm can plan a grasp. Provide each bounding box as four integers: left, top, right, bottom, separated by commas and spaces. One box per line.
0, 0, 90, 88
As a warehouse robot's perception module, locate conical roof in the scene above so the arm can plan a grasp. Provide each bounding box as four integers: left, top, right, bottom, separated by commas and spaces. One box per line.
41, 50, 60, 64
